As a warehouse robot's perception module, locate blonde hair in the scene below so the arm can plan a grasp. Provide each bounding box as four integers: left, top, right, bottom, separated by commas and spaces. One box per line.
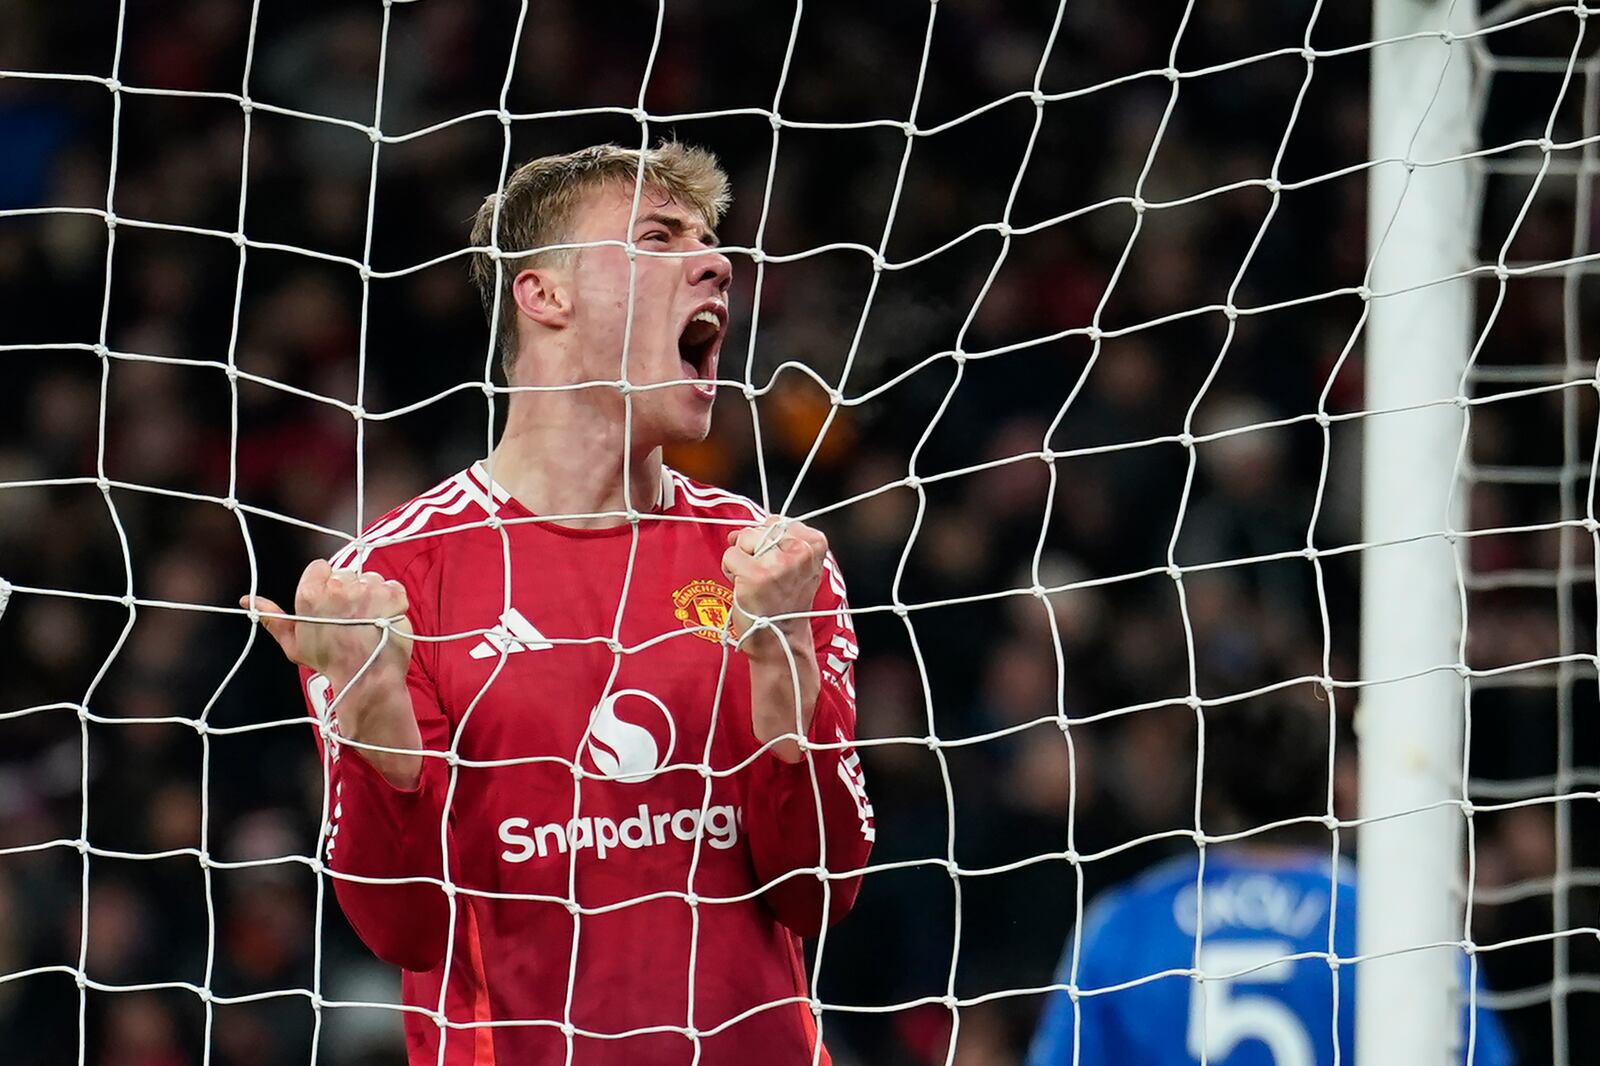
468, 142, 732, 376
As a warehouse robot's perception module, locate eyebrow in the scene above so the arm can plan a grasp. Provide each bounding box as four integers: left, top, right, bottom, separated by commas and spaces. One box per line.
635, 212, 720, 248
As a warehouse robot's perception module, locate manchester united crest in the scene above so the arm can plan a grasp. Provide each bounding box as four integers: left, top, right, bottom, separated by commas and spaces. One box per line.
673, 579, 734, 643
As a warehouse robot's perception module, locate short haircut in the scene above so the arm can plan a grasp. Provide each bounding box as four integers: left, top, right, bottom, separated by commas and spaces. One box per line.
1201, 700, 1332, 846
467, 142, 732, 377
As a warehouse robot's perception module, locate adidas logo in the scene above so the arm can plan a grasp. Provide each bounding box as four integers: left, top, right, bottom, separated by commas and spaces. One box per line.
469, 608, 553, 659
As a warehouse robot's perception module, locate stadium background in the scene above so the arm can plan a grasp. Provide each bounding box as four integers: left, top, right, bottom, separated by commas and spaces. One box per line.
2, 1, 1595, 1063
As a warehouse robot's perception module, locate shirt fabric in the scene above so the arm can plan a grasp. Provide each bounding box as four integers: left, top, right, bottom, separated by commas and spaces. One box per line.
1027, 851, 1514, 1066
299, 462, 874, 1066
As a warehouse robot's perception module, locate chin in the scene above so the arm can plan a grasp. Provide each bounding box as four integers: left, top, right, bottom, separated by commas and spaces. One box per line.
665, 413, 714, 445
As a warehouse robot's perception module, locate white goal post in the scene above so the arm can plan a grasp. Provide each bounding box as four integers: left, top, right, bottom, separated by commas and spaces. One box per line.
1359, 0, 1479, 1062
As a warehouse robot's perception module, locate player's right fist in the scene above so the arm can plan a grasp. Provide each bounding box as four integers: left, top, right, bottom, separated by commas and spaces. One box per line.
239, 558, 414, 691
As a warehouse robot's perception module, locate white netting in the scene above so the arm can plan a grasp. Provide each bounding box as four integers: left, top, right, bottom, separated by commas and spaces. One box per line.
1, 1, 1599, 1063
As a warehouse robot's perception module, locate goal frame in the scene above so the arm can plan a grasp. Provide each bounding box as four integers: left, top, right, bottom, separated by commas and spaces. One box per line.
1360, 0, 1481, 1061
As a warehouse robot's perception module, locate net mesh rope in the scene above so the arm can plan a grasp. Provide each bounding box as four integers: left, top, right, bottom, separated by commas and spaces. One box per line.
1465, 4, 1600, 1062
1, 0, 1599, 1063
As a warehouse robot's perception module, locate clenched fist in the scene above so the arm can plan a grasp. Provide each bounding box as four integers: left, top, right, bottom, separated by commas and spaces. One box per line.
240, 559, 422, 788
721, 517, 828, 654
722, 518, 828, 762
240, 559, 413, 689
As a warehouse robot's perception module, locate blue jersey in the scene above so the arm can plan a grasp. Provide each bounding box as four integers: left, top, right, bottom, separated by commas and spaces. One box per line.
1027, 851, 1514, 1066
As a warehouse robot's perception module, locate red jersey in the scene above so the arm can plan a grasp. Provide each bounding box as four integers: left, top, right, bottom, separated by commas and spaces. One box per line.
298, 461, 873, 1066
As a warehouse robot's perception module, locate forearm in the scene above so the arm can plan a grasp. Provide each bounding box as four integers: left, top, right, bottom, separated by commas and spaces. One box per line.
744, 619, 820, 764
745, 681, 873, 934
327, 749, 452, 971
326, 666, 424, 789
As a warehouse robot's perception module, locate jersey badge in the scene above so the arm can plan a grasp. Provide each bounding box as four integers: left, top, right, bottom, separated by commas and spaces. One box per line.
672, 579, 733, 644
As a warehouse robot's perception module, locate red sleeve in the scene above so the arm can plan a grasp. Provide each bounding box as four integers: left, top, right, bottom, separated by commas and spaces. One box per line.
299, 550, 456, 973
745, 551, 874, 937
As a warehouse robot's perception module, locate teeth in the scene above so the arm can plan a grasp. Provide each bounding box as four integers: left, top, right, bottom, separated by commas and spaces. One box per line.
692, 309, 721, 328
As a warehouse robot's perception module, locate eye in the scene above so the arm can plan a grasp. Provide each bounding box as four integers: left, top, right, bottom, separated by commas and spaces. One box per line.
640, 230, 670, 244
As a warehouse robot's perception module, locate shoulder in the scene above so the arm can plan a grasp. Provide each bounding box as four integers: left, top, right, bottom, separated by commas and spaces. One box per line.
665, 468, 770, 523
328, 466, 500, 579
1130, 852, 1204, 899
1077, 856, 1198, 967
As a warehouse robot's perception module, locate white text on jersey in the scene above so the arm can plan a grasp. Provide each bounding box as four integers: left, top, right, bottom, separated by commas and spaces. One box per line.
497, 803, 742, 863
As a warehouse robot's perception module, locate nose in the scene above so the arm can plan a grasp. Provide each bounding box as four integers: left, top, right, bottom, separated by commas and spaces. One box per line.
687, 248, 733, 293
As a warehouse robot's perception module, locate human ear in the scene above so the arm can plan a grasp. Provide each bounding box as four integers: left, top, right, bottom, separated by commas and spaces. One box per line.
511, 267, 572, 329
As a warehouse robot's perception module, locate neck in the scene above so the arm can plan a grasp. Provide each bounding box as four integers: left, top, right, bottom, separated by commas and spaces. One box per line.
487, 394, 664, 529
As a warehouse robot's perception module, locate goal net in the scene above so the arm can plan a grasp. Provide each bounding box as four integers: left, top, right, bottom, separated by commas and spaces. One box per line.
0, 0, 1596, 1064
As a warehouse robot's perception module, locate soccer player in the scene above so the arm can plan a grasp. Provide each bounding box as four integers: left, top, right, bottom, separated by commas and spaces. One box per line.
1027, 701, 1513, 1066
242, 144, 874, 1065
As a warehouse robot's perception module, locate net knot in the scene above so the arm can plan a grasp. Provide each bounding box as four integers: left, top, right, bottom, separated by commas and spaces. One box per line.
239, 96, 253, 115
104, 77, 121, 93
496, 108, 512, 127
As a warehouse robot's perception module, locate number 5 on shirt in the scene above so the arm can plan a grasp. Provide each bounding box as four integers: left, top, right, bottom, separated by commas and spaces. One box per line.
1188, 941, 1316, 1066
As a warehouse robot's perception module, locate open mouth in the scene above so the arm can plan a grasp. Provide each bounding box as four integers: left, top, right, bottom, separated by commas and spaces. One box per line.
677, 303, 726, 397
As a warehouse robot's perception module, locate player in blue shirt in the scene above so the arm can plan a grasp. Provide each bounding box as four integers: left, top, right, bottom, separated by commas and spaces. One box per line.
1027, 702, 1514, 1066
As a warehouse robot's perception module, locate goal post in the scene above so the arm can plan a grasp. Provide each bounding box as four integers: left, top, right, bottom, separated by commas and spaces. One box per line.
1359, 0, 1481, 1062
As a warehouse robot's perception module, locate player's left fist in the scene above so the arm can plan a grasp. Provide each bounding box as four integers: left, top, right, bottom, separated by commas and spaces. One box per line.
721, 517, 827, 656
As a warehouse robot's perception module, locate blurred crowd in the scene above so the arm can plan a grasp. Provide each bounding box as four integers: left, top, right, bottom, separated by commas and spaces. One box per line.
3, 0, 1598, 1063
